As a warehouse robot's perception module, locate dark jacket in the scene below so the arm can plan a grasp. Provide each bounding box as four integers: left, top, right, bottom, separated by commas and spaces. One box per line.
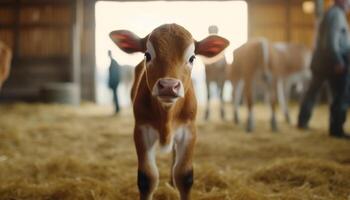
311, 5, 350, 76
108, 59, 121, 89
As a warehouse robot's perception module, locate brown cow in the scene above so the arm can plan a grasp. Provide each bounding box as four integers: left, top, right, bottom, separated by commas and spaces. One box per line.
230, 38, 311, 132
110, 24, 229, 200
0, 41, 12, 90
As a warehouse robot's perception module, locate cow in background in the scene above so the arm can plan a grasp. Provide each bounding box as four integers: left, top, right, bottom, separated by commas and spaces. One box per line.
0, 41, 12, 90
230, 38, 311, 132
201, 25, 228, 120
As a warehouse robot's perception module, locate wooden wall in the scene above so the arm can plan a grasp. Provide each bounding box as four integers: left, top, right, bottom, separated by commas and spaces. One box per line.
248, 0, 315, 48
0, 0, 321, 102
0, 0, 95, 102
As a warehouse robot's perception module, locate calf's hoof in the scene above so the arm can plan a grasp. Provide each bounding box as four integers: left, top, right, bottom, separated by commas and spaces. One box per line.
246, 122, 254, 133
220, 110, 225, 120
271, 118, 278, 132
204, 110, 209, 121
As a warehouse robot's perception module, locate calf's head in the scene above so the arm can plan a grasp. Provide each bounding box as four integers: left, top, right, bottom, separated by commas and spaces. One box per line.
110, 24, 229, 105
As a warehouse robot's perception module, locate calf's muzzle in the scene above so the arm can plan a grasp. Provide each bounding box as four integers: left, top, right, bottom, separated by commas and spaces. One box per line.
156, 78, 181, 98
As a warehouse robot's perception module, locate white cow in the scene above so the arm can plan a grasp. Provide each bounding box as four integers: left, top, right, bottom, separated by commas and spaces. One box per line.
230, 38, 311, 132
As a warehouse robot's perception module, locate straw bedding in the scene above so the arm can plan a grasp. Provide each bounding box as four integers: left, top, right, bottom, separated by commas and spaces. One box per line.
0, 103, 349, 200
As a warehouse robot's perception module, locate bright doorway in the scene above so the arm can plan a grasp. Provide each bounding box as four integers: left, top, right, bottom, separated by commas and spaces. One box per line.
95, 1, 248, 106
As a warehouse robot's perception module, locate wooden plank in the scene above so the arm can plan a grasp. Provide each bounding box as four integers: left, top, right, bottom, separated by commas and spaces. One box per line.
13, 56, 70, 65
0, 30, 14, 48
71, 0, 82, 101
250, 3, 286, 24
0, 23, 71, 29
13, 0, 20, 60
0, 0, 76, 102
80, 0, 96, 102
18, 28, 70, 57
250, 26, 286, 41
20, 4, 72, 25
291, 3, 315, 24
0, 7, 15, 24
285, 0, 291, 42
0, 0, 71, 6
291, 28, 315, 47
252, 22, 313, 28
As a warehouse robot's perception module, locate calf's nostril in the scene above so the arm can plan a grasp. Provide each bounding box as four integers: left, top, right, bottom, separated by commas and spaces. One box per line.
173, 82, 181, 90
158, 81, 165, 89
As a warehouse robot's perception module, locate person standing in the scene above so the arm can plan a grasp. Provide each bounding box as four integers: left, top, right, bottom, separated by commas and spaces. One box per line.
108, 50, 121, 113
297, 0, 350, 138
203, 25, 228, 120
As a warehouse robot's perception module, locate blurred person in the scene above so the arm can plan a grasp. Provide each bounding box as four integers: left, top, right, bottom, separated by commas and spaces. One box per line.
202, 25, 228, 120
108, 50, 121, 113
297, 0, 350, 138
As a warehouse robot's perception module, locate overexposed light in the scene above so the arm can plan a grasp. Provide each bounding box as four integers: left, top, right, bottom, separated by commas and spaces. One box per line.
95, 1, 248, 106
302, 1, 315, 14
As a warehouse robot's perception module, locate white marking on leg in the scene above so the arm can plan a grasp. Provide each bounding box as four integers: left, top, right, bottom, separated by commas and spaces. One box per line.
234, 80, 244, 112
277, 79, 288, 116
139, 125, 159, 177
247, 108, 254, 132
159, 135, 174, 153
172, 126, 192, 187
140, 125, 174, 154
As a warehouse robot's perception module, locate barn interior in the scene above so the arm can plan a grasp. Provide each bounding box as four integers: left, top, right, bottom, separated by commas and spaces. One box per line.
1, 0, 350, 199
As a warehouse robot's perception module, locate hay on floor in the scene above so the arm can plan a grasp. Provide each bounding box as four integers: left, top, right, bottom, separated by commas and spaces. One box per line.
0, 103, 349, 200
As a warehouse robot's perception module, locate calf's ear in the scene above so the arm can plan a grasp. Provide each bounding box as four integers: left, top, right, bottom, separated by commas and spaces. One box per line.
195, 35, 229, 57
110, 30, 147, 54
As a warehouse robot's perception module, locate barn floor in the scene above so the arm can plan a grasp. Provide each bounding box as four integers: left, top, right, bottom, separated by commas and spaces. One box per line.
0, 103, 349, 200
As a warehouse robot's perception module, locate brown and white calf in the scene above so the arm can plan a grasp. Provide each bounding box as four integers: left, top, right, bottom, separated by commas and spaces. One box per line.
0, 41, 12, 90
110, 24, 229, 200
230, 38, 311, 132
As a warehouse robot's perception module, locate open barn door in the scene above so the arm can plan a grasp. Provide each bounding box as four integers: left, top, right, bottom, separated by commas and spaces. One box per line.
95, 1, 248, 107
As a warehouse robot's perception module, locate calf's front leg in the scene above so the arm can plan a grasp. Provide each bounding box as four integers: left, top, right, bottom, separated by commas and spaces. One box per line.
134, 125, 159, 200
172, 125, 196, 200
233, 80, 244, 124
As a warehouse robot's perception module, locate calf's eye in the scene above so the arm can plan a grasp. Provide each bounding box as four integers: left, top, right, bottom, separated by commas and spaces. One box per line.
189, 55, 196, 64
145, 52, 152, 62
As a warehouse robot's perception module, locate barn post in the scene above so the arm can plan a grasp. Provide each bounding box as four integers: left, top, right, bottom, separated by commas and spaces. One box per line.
80, 0, 97, 102
285, 0, 291, 42
71, 0, 83, 104
13, 0, 20, 62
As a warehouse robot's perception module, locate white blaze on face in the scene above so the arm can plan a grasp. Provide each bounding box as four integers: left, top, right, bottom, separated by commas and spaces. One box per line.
150, 42, 195, 104
184, 43, 195, 70
146, 40, 156, 63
